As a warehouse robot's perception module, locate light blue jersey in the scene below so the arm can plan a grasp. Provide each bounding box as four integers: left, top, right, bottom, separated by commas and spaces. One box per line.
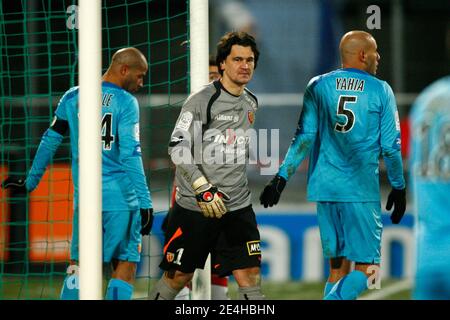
410, 76, 450, 299
278, 68, 405, 202
26, 81, 152, 211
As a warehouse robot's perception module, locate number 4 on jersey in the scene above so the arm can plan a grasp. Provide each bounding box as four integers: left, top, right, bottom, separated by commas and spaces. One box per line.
335, 95, 357, 133
101, 113, 114, 150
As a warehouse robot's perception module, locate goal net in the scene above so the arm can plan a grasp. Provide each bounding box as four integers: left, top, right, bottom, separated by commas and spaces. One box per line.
0, 0, 188, 299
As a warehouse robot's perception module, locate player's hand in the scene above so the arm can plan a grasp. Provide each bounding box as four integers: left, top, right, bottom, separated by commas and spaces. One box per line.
1, 177, 27, 193
140, 208, 154, 235
259, 175, 286, 208
386, 188, 406, 224
193, 177, 230, 219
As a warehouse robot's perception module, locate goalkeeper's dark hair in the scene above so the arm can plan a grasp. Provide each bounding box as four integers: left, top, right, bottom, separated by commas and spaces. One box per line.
216, 31, 259, 75
209, 55, 217, 67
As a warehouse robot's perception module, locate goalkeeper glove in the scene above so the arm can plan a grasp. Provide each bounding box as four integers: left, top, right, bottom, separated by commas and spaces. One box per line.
1, 177, 27, 193
140, 208, 154, 235
193, 176, 231, 219
259, 175, 286, 208
386, 188, 406, 224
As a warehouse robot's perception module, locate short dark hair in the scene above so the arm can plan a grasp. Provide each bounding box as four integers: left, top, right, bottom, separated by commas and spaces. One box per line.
216, 31, 259, 75
209, 55, 217, 67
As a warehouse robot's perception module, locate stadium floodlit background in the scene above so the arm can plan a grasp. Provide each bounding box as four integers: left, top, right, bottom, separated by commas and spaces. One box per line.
0, 0, 449, 300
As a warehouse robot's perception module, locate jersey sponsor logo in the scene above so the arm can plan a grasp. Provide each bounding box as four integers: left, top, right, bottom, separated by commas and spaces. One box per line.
247, 111, 255, 124
336, 77, 365, 92
176, 111, 193, 131
246, 240, 261, 255
215, 114, 239, 122
213, 134, 249, 145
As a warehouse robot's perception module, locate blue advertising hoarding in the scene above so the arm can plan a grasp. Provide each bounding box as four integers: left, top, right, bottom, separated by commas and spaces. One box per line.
138, 211, 415, 281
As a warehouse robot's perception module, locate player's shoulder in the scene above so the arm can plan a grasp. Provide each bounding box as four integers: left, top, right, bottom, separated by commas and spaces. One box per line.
305, 70, 342, 91
412, 75, 450, 116
305, 74, 325, 90
184, 81, 220, 107
244, 86, 258, 105
417, 75, 450, 100
60, 86, 79, 103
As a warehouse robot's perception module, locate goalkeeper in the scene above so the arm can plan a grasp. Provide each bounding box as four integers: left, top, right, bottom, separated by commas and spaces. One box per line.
149, 31, 264, 300
2, 47, 153, 300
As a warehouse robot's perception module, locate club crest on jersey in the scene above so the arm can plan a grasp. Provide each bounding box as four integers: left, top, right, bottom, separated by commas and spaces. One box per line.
166, 252, 175, 263
247, 111, 255, 124
246, 240, 261, 255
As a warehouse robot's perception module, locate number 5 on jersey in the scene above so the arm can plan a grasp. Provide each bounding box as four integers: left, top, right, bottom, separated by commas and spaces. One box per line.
335, 95, 357, 133
102, 113, 114, 150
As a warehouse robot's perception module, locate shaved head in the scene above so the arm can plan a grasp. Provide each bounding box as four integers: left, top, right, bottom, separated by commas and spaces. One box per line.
111, 47, 147, 70
339, 30, 380, 75
103, 47, 148, 93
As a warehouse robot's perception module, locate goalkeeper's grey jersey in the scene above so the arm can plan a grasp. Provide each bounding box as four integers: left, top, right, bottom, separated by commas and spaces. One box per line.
169, 80, 258, 212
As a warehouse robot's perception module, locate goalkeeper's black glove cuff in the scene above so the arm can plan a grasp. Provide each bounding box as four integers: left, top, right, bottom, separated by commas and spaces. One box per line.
140, 208, 154, 235
273, 175, 287, 194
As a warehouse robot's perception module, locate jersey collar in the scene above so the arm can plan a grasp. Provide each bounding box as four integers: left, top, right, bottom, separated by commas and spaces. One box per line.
102, 81, 123, 90
341, 68, 371, 76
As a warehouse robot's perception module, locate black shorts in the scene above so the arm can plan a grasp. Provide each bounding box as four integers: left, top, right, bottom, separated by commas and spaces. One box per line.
159, 202, 262, 277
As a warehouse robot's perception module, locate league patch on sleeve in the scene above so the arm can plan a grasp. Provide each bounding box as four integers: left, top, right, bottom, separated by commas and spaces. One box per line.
175, 111, 193, 131
393, 132, 402, 150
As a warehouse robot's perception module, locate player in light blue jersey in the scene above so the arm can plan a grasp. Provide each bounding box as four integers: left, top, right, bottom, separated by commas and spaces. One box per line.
260, 31, 406, 300
2, 47, 153, 300
410, 74, 450, 299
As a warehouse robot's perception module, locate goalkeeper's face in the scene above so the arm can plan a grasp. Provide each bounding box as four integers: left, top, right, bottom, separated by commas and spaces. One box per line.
220, 45, 255, 86
124, 65, 148, 93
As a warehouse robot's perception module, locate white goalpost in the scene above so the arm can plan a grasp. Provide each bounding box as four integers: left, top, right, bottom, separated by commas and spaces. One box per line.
76, 0, 210, 300
189, 0, 211, 300
78, 0, 103, 300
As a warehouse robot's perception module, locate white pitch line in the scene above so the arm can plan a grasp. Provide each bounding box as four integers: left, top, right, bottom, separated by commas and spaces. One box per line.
359, 279, 413, 300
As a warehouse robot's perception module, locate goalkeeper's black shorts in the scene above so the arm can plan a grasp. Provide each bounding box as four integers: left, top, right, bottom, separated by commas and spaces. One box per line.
159, 201, 261, 277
